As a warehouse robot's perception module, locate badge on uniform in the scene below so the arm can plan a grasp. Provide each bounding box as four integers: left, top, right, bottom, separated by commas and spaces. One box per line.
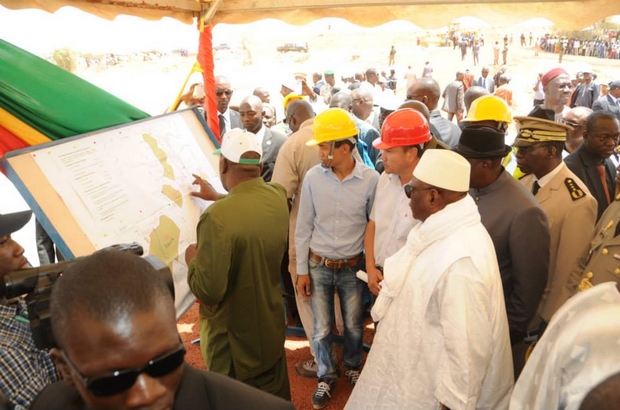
564, 178, 585, 201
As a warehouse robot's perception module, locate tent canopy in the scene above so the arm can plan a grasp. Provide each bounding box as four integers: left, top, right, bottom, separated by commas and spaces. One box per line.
3, 0, 620, 30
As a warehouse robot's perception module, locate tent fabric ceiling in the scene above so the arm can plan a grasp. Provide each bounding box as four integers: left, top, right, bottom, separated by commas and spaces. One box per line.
2, 0, 619, 30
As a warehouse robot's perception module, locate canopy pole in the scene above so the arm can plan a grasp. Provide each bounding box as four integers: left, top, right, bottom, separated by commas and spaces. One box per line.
198, 0, 224, 142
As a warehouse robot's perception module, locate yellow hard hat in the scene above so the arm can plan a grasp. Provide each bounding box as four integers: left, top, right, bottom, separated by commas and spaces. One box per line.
283, 93, 305, 110
464, 95, 513, 124
307, 108, 359, 146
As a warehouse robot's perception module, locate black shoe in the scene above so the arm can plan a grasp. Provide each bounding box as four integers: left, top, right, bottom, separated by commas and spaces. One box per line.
312, 379, 335, 409
345, 367, 361, 387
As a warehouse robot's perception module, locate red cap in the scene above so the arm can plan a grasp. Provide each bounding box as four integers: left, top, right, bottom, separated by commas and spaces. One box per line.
542, 68, 569, 87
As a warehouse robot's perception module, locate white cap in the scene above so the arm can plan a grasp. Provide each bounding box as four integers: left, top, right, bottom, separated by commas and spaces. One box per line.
413, 150, 470, 192
192, 84, 205, 99
214, 128, 262, 165
282, 79, 301, 94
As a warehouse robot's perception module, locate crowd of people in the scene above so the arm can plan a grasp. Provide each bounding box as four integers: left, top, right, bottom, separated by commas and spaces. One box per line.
2, 36, 620, 410
541, 36, 620, 60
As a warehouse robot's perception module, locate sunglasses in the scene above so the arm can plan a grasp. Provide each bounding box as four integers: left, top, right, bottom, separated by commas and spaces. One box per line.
404, 184, 432, 198
561, 119, 581, 128
216, 89, 233, 97
62, 343, 186, 397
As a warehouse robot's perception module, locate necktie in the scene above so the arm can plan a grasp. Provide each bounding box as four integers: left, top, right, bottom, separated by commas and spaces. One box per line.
483, 78, 486, 89
218, 114, 226, 137
532, 181, 540, 196
597, 164, 611, 205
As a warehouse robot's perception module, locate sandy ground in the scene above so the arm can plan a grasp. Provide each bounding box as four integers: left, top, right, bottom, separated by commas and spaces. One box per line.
2, 24, 620, 410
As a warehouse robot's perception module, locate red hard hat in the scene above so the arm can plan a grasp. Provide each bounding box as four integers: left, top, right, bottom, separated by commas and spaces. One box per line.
373, 108, 432, 150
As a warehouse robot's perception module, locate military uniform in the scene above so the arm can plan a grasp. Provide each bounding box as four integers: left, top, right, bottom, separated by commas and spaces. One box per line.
520, 164, 597, 322
565, 194, 620, 294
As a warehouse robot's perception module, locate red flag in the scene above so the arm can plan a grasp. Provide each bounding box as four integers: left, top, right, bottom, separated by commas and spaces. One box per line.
197, 23, 220, 142
0, 124, 29, 160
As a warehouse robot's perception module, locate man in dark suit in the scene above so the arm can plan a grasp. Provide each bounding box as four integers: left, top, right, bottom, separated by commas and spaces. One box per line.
592, 80, 620, 122
30, 250, 295, 410
565, 111, 620, 220
239, 95, 287, 182
474, 66, 495, 93
212, 75, 242, 136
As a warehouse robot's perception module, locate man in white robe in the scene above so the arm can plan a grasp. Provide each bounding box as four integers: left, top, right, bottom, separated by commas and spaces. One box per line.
509, 282, 620, 410
346, 149, 514, 410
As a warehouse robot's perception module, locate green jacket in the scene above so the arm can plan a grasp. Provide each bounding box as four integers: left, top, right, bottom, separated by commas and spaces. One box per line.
188, 178, 289, 380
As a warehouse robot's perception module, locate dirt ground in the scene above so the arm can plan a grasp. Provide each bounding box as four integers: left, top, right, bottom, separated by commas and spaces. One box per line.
76, 24, 620, 124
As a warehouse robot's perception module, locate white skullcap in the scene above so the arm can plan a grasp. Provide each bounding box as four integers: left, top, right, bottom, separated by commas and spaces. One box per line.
413, 149, 470, 192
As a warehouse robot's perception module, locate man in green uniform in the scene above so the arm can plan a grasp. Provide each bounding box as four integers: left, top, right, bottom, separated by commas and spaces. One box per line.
185, 128, 290, 400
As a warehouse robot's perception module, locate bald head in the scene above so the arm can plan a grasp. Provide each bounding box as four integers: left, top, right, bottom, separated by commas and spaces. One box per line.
239, 95, 264, 134
287, 100, 315, 132
330, 91, 353, 111
407, 78, 441, 110
253, 87, 270, 103
564, 106, 592, 153
351, 88, 373, 121
398, 100, 430, 120
464, 86, 490, 112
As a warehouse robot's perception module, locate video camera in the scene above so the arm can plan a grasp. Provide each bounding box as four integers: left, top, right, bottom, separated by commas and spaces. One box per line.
0, 243, 174, 350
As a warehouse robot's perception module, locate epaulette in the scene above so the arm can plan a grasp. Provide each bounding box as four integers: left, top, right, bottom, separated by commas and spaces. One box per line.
615, 192, 620, 202
564, 177, 585, 201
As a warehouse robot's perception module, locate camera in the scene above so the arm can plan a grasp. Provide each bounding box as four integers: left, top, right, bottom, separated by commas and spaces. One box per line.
0, 243, 174, 350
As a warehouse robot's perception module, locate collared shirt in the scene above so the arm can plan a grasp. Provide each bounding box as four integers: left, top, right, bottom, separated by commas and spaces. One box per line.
295, 159, 379, 275
220, 108, 232, 131
254, 124, 266, 146
0, 298, 58, 409
370, 172, 419, 266
534, 161, 565, 189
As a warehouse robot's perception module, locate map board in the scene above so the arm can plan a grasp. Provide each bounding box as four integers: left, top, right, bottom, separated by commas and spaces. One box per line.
1, 109, 222, 318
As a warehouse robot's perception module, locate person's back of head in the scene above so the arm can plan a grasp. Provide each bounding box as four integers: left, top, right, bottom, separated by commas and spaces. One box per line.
407, 78, 440, 110
286, 100, 315, 133
464, 86, 489, 113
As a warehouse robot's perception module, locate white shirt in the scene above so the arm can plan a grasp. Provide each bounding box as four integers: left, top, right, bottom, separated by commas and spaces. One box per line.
510, 282, 620, 410
369, 172, 419, 266
219, 108, 232, 131
533, 80, 545, 100
533, 161, 564, 189
254, 124, 266, 146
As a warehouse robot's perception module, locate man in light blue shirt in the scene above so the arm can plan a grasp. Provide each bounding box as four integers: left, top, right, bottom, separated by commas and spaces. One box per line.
295, 108, 379, 410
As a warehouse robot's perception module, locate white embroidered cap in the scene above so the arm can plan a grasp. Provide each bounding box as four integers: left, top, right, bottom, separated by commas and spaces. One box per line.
413, 149, 470, 192
214, 128, 262, 165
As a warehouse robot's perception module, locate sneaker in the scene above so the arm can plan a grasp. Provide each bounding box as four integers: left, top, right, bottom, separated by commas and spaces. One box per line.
312, 379, 335, 409
295, 359, 318, 378
345, 367, 361, 387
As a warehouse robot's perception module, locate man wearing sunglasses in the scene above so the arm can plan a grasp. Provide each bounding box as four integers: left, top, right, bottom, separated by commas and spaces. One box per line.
347, 149, 513, 410
30, 250, 294, 410
0, 210, 58, 409
514, 107, 597, 341
212, 75, 242, 136
562, 106, 593, 156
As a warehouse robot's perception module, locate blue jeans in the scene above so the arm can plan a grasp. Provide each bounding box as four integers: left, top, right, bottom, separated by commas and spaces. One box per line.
309, 257, 364, 380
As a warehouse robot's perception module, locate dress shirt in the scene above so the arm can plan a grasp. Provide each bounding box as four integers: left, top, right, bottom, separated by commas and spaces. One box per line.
534, 161, 565, 189
369, 172, 419, 266
254, 124, 266, 146
295, 160, 379, 275
220, 108, 232, 131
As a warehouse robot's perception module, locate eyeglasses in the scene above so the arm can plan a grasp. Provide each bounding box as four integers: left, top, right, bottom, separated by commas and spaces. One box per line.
62, 343, 186, 397
215, 89, 233, 97
404, 184, 432, 198
561, 119, 582, 128
352, 98, 372, 104
557, 83, 573, 90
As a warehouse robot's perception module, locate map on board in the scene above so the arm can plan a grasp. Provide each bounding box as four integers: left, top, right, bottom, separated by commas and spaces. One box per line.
30, 112, 222, 317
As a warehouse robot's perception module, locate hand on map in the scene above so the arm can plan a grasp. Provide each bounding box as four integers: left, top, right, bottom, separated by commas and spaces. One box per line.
191, 173, 219, 201
185, 244, 197, 264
